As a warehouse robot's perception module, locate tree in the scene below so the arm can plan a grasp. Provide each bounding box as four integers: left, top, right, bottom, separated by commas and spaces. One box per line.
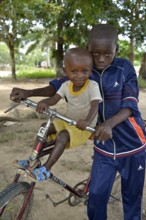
54, 0, 103, 75
23, 0, 103, 76
112, 0, 146, 64
0, 0, 59, 79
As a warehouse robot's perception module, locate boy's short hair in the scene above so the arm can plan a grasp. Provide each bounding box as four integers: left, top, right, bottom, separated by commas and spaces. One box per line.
64, 47, 93, 65
65, 47, 92, 58
88, 24, 118, 44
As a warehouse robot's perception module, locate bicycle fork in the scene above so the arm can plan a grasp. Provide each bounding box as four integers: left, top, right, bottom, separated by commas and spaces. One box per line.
0, 173, 35, 220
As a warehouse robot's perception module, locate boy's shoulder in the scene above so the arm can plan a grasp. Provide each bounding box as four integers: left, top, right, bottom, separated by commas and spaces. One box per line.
113, 57, 133, 67
112, 57, 135, 73
59, 80, 71, 88
88, 79, 99, 86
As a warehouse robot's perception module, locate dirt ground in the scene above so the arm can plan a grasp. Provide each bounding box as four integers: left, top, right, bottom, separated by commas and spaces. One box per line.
0, 78, 146, 220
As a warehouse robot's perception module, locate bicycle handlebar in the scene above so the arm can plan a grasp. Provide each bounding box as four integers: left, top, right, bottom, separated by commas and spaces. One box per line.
5, 99, 95, 133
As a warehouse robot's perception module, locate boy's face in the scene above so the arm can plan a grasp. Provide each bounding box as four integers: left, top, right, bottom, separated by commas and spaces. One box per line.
88, 38, 117, 72
64, 56, 92, 87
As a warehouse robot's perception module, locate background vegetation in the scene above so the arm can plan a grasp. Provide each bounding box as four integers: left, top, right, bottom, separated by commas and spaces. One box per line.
0, 0, 146, 81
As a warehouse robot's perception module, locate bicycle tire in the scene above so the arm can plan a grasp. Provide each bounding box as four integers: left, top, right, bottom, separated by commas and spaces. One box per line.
0, 182, 33, 220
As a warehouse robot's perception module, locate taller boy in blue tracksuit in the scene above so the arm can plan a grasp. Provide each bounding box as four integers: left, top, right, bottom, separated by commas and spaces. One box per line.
85, 24, 146, 220
10, 24, 146, 220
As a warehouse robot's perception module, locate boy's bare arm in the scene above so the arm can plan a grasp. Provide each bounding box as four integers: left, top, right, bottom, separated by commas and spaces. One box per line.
76, 100, 99, 130
10, 85, 56, 102
36, 94, 62, 113
94, 108, 132, 141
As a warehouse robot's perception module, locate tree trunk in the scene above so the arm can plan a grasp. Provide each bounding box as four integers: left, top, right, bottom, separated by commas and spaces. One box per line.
129, 34, 134, 64
9, 46, 16, 80
139, 52, 146, 79
7, 33, 16, 80
56, 1, 64, 77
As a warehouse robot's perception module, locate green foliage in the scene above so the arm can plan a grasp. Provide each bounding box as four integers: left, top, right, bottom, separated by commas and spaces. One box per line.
118, 40, 143, 65
0, 43, 10, 64
134, 50, 143, 66
112, 0, 146, 46
118, 40, 130, 59
138, 76, 146, 89
16, 48, 46, 67
134, 60, 141, 67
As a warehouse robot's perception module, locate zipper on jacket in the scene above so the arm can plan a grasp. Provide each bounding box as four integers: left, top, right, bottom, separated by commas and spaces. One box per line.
93, 65, 110, 121
93, 66, 116, 157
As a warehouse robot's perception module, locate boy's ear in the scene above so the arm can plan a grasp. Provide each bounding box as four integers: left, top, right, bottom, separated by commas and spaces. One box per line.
116, 44, 119, 52
63, 67, 67, 75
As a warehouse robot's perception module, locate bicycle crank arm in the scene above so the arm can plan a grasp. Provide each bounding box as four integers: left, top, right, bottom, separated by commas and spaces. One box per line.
45, 194, 69, 207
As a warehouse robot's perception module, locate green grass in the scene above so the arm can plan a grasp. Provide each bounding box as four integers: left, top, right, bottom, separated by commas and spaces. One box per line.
138, 76, 146, 89
17, 68, 56, 79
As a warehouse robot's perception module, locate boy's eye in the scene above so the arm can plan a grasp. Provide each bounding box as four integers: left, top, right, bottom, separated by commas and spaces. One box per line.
105, 52, 111, 57
71, 69, 89, 75
82, 70, 89, 74
92, 51, 113, 57
71, 70, 77, 74
92, 52, 99, 56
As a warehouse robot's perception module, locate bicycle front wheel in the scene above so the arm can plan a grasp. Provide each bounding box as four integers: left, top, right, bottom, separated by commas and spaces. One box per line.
0, 182, 34, 220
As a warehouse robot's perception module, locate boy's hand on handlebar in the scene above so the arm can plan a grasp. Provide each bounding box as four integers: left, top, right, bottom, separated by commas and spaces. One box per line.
36, 99, 49, 113
94, 122, 112, 141
76, 119, 90, 130
10, 88, 29, 102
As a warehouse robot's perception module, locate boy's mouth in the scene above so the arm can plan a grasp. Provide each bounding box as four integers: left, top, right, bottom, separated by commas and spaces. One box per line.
96, 65, 105, 70
74, 80, 85, 85
95, 62, 108, 70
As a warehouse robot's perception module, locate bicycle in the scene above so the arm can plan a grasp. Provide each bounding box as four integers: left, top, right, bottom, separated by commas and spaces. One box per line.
0, 99, 130, 220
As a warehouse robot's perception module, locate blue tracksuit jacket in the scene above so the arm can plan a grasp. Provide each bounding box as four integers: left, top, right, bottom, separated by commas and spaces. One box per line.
50, 57, 146, 158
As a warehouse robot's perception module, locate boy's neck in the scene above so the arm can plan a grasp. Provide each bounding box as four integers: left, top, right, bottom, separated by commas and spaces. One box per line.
72, 84, 85, 92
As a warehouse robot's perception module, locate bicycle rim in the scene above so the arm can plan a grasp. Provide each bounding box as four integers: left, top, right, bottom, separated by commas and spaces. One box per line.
0, 182, 33, 220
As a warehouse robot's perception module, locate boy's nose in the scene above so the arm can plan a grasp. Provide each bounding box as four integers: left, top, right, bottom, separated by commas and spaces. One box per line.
98, 55, 105, 62
77, 72, 83, 77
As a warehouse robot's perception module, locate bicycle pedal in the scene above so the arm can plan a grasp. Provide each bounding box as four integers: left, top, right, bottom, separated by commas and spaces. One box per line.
29, 160, 41, 170
17, 168, 27, 176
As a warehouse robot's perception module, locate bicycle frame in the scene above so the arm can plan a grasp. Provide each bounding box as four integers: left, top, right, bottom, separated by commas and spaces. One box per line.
0, 98, 124, 220
19, 99, 93, 203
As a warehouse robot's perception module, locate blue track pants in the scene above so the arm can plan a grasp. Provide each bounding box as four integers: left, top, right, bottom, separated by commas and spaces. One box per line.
87, 150, 146, 220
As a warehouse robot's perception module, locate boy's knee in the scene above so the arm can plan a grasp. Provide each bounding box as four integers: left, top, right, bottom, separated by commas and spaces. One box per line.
56, 130, 70, 143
